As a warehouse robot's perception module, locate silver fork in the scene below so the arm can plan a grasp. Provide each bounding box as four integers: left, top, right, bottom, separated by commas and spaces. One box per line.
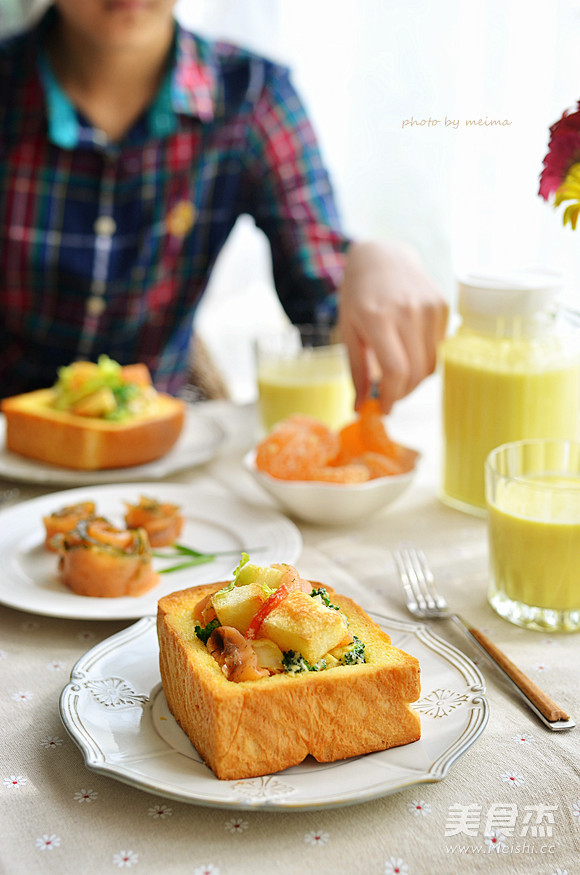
393, 544, 575, 731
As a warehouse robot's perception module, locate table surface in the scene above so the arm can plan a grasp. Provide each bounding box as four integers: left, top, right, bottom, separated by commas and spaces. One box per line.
1, 376, 578, 875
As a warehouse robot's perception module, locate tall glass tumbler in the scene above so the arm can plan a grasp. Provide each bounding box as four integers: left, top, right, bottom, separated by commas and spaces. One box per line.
486, 439, 580, 632
255, 324, 355, 433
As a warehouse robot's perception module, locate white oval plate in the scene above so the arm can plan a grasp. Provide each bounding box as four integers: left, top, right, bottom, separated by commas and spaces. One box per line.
0, 482, 302, 620
0, 406, 225, 485
60, 614, 488, 810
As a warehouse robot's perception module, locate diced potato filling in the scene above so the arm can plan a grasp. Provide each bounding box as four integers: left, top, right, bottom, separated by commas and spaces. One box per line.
252, 638, 284, 672
235, 563, 287, 590
211, 582, 268, 634
261, 591, 352, 664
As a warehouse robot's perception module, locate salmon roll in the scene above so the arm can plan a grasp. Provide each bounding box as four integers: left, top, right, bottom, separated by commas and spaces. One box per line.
43, 502, 96, 551
54, 518, 159, 598
123, 495, 184, 548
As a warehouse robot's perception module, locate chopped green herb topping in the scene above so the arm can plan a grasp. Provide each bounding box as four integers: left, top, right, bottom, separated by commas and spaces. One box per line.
104, 383, 141, 420
310, 587, 340, 610
341, 635, 366, 665
282, 650, 326, 674
232, 552, 250, 581
194, 619, 220, 644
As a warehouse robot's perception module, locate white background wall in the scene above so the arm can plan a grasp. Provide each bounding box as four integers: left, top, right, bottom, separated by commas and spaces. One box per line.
174, 0, 580, 399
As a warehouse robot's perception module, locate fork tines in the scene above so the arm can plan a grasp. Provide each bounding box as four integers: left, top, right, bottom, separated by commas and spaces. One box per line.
393, 544, 448, 616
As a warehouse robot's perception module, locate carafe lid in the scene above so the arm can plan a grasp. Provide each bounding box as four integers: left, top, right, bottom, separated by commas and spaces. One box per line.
457, 268, 562, 320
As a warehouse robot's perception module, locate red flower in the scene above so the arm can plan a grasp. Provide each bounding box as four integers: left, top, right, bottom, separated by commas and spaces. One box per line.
539, 101, 580, 199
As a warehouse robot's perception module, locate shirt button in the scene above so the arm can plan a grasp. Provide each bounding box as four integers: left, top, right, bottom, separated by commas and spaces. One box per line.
94, 216, 116, 236
94, 129, 109, 147
86, 296, 106, 316
91, 279, 107, 295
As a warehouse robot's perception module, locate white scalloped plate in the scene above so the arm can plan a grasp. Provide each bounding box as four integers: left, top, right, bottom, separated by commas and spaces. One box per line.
60, 614, 488, 810
0, 482, 302, 620
0, 406, 225, 485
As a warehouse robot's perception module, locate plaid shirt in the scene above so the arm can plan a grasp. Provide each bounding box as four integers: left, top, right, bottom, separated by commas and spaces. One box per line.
0, 10, 348, 397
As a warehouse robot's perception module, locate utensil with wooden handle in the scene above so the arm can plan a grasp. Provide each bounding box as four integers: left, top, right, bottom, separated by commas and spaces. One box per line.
393, 544, 574, 731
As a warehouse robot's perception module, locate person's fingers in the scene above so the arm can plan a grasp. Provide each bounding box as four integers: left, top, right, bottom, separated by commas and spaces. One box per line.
434, 297, 450, 355
389, 301, 428, 396
371, 324, 410, 414
340, 321, 371, 409
342, 313, 418, 413
353, 297, 422, 409
343, 308, 449, 413
418, 297, 449, 381
381, 297, 449, 402
337, 239, 450, 412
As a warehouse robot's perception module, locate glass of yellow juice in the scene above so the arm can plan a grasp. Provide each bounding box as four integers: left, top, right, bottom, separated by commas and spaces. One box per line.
485, 439, 580, 632
255, 324, 355, 433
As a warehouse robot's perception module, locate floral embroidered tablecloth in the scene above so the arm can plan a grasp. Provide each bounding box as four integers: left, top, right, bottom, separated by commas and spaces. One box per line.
1, 388, 579, 875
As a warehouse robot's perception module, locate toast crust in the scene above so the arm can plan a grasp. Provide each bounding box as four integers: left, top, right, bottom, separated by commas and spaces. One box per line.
157, 582, 421, 780
2, 388, 185, 470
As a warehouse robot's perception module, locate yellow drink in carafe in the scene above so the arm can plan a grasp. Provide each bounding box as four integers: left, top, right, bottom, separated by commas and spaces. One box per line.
441, 329, 580, 512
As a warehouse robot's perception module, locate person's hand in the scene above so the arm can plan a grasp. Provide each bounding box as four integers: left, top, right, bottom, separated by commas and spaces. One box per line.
337, 240, 448, 414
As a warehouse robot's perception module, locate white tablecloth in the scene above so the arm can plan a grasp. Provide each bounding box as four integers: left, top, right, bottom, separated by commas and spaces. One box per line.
1, 378, 578, 874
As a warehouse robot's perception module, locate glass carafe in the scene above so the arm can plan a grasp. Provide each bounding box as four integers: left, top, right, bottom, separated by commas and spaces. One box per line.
439, 269, 580, 515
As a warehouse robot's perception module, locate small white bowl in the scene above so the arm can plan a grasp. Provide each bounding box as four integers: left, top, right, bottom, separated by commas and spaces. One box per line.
243, 449, 419, 525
